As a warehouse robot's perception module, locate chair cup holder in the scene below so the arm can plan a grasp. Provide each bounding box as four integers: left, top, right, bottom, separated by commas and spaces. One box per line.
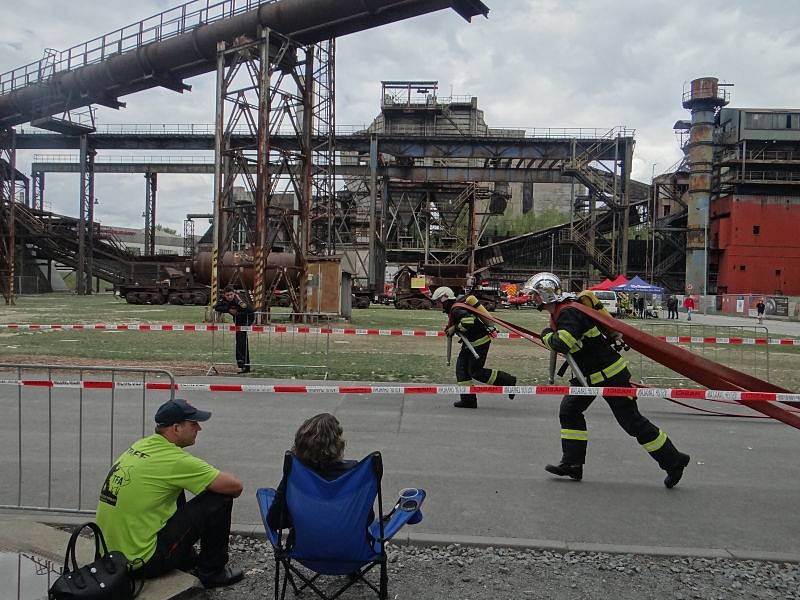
397, 488, 424, 525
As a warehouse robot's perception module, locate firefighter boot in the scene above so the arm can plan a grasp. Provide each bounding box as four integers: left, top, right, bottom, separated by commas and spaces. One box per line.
545, 462, 583, 481
664, 452, 690, 489
454, 394, 478, 409
507, 374, 517, 400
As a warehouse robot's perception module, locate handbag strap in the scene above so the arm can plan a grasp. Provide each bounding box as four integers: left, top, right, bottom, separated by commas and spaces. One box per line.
63, 521, 109, 573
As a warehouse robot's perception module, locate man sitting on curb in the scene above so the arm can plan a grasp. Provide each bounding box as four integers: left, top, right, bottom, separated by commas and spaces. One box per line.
96, 398, 245, 589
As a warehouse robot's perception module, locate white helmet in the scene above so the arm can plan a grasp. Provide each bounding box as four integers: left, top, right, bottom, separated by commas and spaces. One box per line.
522, 272, 562, 307
430, 286, 456, 303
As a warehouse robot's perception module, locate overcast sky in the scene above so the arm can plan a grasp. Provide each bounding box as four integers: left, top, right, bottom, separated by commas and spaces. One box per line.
2, 0, 799, 232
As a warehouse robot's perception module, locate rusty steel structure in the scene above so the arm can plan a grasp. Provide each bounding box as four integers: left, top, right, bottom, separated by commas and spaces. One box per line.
681, 77, 729, 297
0, 128, 16, 304
0, 0, 488, 309
0, 0, 489, 128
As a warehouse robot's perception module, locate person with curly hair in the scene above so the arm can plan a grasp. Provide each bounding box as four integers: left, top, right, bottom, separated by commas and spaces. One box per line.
267, 413, 367, 530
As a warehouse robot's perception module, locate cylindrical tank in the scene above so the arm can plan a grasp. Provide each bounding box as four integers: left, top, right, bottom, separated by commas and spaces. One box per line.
193, 251, 298, 288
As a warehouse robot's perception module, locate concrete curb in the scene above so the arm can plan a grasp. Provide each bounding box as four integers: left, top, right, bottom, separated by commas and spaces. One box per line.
8, 512, 799, 565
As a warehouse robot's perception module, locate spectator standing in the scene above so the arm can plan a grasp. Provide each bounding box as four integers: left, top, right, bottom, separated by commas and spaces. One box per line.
96, 399, 244, 588
667, 295, 678, 320
756, 299, 766, 325
214, 286, 255, 374
683, 295, 696, 321
636, 294, 646, 319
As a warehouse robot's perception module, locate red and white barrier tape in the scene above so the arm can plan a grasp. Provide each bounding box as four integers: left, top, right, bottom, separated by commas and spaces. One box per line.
0, 379, 798, 402
0, 323, 797, 346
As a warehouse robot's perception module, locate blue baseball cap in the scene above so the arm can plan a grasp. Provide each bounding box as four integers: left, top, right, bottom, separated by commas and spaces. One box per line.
155, 399, 212, 427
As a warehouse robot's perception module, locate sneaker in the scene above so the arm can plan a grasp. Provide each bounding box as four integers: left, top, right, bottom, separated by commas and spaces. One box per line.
453, 399, 477, 409
545, 462, 583, 481
664, 453, 690, 489
196, 566, 244, 589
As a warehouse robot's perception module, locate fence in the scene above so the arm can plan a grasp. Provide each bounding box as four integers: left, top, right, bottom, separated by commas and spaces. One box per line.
629, 323, 771, 388
0, 364, 174, 514
207, 320, 330, 378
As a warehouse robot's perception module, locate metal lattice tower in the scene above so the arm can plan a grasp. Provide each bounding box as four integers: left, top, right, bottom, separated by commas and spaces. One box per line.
0, 128, 16, 304
211, 29, 335, 312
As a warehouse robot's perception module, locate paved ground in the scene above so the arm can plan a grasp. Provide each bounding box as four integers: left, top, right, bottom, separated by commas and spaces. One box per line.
2, 375, 798, 559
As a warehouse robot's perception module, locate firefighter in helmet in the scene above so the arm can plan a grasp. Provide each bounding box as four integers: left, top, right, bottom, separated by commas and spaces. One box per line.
431, 286, 517, 409
523, 272, 690, 488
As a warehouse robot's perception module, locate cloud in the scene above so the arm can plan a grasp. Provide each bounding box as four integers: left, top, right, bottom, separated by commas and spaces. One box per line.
3, 0, 800, 229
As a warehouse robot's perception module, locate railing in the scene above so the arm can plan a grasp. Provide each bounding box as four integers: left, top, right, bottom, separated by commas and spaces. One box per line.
16, 123, 636, 140
723, 170, 800, 183
721, 148, 800, 163
33, 154, 215, 164
0, 0, 279, 94
559, 226, 614, 275
0, 364, 175, 513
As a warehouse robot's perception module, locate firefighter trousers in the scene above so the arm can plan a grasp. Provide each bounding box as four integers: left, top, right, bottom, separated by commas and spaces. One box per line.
558, 369, 684, 470
455, 340, 516, 406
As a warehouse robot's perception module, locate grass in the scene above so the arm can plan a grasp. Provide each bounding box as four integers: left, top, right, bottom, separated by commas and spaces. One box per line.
0, 293, 796, 389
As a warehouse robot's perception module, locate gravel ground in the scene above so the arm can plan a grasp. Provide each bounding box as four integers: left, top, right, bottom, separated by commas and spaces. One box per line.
200, 535, 800, 600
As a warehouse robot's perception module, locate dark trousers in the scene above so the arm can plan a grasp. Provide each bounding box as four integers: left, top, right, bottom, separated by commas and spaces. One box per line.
455, 341, 516, 406
235, 331, 250, 369
558, 370, 683, 471
137, 491, 233, 579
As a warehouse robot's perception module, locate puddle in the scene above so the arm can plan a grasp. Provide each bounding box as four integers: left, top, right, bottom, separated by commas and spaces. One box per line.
0, 551, 61, 599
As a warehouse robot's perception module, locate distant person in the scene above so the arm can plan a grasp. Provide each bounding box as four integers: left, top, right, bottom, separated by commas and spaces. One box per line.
635, 294, 646, 318
756, 299, 766, 325
214, 286, 255, 373
683, 295, 696, 321
96, 399, 244, 589
667, 295, 678, 320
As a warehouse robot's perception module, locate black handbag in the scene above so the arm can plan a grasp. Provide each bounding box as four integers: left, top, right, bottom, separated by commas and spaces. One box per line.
49, 521, 140, 600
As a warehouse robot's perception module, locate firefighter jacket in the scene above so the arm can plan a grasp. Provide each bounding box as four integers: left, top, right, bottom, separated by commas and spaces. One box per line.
448, 295, 493, 347
541, 303, 628, 385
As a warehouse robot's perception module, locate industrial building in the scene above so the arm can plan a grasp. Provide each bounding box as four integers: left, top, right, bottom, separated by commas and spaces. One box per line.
0, 0, 798, 316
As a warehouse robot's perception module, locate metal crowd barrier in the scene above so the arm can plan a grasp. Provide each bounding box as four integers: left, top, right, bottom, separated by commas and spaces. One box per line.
207, 312, 330, 378
630, 323, 771, 387
0, 364, 175, 514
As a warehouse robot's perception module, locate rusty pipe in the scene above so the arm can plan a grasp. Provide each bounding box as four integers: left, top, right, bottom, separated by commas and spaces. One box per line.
0, 0, 489, 127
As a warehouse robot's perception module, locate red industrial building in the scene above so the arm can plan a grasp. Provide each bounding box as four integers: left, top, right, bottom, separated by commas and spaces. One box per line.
713, 107, 800, 296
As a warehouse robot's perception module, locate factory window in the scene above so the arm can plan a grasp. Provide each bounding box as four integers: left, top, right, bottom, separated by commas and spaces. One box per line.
753, 225, 760, 234
745, 113, 775, 129
739, 265, 746, 272
787, 114, 793, 129
776, 269, 782, 276
663, 205, 671, 217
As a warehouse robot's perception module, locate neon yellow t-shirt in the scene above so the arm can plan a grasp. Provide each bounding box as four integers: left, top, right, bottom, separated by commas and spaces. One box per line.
96, 433, 220, 564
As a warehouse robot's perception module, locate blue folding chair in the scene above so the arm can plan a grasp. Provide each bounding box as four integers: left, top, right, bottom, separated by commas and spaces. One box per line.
256, 451, 425, 600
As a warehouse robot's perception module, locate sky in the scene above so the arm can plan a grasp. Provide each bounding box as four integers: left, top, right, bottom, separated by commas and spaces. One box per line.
2, 0, 800, 232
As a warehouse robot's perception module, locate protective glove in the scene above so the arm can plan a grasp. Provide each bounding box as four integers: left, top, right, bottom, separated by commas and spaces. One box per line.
445, 325, 457, 337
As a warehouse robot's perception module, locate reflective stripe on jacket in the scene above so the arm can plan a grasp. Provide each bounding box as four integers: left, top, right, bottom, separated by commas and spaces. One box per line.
542, 304, 627, 383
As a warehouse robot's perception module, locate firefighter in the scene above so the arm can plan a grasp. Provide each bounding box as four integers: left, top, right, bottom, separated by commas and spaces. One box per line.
523, 272, 690, 488
431, 286, 517, 409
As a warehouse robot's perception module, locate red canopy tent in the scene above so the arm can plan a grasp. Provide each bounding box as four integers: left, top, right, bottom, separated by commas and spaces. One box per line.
589, 278, 614, 290
589, 275, 628, 291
